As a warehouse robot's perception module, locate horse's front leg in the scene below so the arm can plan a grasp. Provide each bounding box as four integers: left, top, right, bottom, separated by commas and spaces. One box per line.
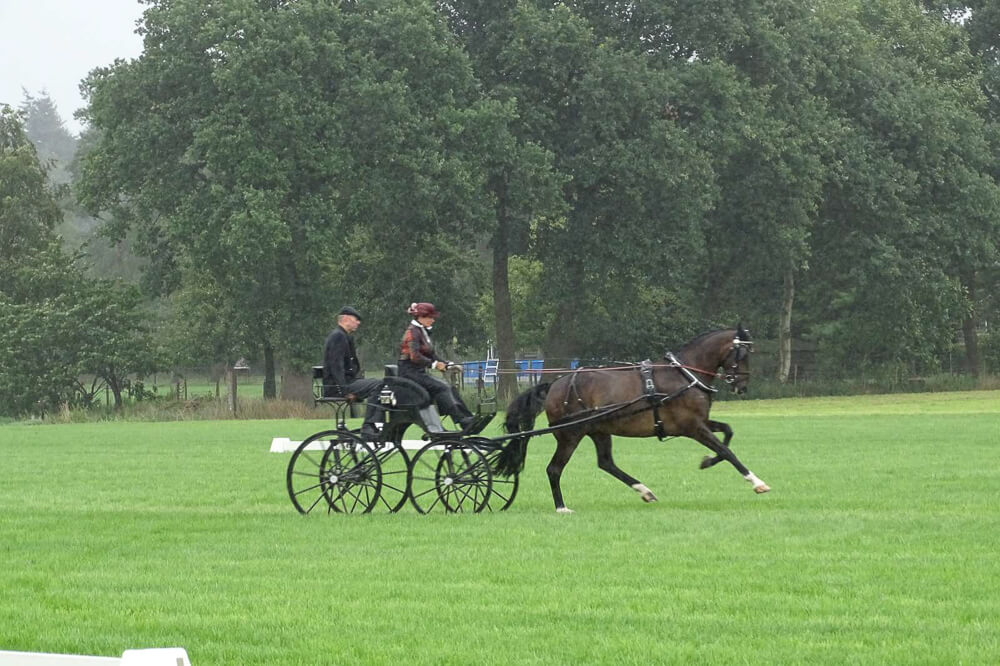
699, 419, 732, 470
692, 424, 770, 493
592, 433, 657, 503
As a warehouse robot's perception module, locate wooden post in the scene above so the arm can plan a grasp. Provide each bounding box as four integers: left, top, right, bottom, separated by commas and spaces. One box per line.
227, 367, 237, 414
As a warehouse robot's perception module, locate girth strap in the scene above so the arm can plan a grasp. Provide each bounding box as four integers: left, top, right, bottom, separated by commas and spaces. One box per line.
639, 360, 667, 440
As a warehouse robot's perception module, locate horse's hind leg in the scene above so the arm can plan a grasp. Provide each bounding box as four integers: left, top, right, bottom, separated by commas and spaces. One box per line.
692, 424, 770, 493
592, 433, 657, 503
548, 431, 582, 513
699, 419, 732, 470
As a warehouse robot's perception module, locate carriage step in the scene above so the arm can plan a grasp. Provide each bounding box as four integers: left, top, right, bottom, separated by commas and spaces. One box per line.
458, 412, 495, 436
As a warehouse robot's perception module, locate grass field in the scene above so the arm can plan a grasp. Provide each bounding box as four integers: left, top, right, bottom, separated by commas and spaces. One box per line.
1, 391, 998, 664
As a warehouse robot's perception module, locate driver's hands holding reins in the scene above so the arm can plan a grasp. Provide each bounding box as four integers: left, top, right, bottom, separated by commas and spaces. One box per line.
434, 361, 456, 372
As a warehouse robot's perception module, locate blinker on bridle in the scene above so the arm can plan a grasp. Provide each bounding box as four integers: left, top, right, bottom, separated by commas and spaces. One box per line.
723, 337, 753, 385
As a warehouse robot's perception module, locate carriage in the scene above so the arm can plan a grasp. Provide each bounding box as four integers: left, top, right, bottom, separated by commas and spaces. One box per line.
286, 325, 769, 515
285, 364, 517, 514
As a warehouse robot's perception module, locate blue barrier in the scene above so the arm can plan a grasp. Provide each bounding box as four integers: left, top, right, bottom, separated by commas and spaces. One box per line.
461, 359, 575, 384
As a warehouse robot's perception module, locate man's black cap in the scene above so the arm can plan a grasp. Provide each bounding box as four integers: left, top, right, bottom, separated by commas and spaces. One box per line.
338, 306, 362, 320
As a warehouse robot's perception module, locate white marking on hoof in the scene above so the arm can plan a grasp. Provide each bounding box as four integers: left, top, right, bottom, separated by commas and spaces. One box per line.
631, 483, 658, 503
744, 472, 770, 493
556, 507, 575, 514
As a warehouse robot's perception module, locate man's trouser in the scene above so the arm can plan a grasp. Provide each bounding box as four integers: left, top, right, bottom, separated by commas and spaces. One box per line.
344, 378, 383, 425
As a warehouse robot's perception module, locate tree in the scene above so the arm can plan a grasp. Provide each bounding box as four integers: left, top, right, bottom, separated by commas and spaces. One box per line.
19, 90, 77, 185
159, 274, 246, 391
0, 106, 62, 269
72, 280, 159, 409
946, 0, 1000, 375
801, 0, 1000, 374
446, 1, 716, 364
0, 106, 159, 416
571, 1, 841, 379
78, 0, 521, 396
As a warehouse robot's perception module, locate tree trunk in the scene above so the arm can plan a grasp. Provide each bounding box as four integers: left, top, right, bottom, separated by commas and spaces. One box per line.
110, 378, 124, 411
542, 300, 577, 366
263, 344, 277, 399
777, 267, 795, 383
961, 271, 980, 378
492, 180, 518, 405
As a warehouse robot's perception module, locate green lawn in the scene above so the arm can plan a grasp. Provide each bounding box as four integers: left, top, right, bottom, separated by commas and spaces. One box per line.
1, 391, 998, 664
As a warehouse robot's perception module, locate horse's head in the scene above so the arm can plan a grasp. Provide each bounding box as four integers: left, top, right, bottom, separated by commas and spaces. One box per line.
722, 323, 752, 394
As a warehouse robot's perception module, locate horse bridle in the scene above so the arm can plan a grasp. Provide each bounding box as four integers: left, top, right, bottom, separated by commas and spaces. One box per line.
722, 337, 753, 385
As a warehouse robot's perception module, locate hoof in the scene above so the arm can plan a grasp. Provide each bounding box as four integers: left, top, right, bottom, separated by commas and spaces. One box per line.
699, 456, 714, 470
555, 507, 575, 514
631, 483, 657, 502
753, 484, 771, 494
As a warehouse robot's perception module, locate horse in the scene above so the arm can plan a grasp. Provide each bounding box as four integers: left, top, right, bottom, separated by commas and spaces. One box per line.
494, 325, 769, 513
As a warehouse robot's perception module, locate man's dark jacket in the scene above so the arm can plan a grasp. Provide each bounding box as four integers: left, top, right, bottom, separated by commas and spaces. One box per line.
322, 325, 361, 397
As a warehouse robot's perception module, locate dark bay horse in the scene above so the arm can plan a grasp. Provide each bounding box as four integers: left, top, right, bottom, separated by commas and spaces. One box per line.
495, 325, 770, 512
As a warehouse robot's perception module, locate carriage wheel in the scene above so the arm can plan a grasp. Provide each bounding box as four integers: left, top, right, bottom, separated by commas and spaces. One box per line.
318, 434, 383, 513
370, 440, 411, 512
286, 430, 382, 514
480, 446, 519, 511
408, 440, 492, 514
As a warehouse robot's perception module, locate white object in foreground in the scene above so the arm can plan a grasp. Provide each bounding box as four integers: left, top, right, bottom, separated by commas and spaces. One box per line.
0, 647, 190, 666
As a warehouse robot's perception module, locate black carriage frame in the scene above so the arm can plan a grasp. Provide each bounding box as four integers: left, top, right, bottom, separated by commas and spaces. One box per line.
285, 365, 518, 515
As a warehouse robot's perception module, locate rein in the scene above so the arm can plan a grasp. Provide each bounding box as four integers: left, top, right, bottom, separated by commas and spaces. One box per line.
493, 390, 687, 443
493, 361, 723, 378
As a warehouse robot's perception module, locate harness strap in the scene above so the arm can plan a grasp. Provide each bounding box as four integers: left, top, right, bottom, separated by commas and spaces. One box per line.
563, 366, 586, 408
665, 352, 718, 394
639, 360, 667, 440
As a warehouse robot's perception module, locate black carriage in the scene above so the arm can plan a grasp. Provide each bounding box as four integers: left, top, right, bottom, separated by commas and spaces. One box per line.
285, 365, 517, 515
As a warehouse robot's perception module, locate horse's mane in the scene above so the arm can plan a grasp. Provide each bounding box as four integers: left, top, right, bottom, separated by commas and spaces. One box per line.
676, 328, 735, 353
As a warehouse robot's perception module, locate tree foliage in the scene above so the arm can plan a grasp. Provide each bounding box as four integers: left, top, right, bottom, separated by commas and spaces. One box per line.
52, 0, 1000, 397
0, 107, 157, 416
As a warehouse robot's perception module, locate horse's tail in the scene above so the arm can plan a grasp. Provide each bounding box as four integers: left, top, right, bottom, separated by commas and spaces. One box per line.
494, 382, 552, 477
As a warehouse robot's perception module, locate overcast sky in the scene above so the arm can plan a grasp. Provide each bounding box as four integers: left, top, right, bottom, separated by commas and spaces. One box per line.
0, 0, 145, 136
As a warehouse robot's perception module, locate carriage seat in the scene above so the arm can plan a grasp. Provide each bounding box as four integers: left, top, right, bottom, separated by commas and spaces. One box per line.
311, 365, 352, 404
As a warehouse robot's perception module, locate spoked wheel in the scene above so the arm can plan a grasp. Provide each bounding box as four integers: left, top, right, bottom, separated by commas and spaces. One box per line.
286, 430, 382, 514
408, 440, 493, 514
479, 445, 519, 511
369, 439, 411, 512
